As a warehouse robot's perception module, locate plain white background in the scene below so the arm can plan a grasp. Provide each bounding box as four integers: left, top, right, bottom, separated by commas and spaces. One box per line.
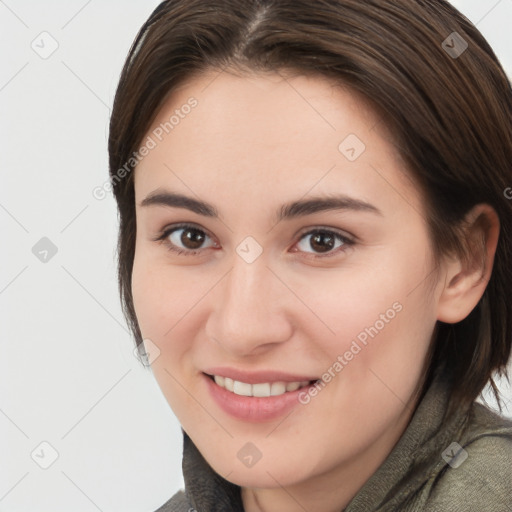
1, 1, 511, 510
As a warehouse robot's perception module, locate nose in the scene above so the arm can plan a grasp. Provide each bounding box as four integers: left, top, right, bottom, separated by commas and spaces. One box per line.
206, 251, 293, 357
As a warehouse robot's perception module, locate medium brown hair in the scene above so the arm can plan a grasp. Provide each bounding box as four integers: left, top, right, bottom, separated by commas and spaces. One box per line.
108, 0, 512, 421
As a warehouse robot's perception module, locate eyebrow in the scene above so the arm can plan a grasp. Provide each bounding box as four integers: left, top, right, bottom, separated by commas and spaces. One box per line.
139, 189, 382, 222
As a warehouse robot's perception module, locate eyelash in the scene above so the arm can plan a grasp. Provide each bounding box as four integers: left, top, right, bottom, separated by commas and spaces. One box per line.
153, 222, 355, 260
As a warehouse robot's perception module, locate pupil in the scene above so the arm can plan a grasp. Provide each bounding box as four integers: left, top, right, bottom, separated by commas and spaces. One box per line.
311, 232, 334, 253
182, 228, 204, 249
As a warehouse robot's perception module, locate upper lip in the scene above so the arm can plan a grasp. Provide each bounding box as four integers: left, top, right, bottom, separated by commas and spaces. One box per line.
203, 367, 319, 384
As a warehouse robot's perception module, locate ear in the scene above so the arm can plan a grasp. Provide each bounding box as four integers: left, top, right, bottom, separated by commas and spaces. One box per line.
436, 204, 500, 324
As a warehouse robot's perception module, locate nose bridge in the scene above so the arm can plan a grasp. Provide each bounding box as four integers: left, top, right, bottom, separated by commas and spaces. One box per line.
208, 248, 291, 354
223, 251, 273, 326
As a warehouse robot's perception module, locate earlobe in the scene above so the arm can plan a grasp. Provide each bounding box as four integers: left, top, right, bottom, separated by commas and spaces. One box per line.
436, 204, 500, 324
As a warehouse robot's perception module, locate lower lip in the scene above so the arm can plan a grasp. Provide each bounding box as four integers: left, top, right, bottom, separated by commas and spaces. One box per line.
203, 373, 316, 422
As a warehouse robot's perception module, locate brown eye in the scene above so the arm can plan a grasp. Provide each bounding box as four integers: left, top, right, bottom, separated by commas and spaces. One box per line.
156, 224, 354, 259
157, 224, 216, 255
307, 231, 336, 253
294, 229, 354, 259
175, 226, 206, 250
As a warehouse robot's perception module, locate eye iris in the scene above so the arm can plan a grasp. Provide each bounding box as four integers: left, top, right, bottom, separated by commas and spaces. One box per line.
181, 228, 205, 250
310, 232, 335, 253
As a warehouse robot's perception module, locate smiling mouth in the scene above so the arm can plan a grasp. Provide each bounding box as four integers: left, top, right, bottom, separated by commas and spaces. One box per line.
205, 373, 318, 398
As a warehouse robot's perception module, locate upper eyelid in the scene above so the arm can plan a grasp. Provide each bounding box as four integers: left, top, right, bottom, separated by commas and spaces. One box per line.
158, 222, 216, 243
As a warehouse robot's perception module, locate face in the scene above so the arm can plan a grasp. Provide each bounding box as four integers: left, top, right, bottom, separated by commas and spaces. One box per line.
131, 69, 444, 491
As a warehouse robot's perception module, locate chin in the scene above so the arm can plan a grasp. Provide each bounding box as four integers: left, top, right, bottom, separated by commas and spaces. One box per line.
206, 451, 307, 489
225, 467, 301, 489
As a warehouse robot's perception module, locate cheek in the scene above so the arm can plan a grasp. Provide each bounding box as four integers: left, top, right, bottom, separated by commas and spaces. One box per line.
131, 254, 216, 371
131, 256, 204, 419
131, 260, 165, 339
332, 289, 434, 414
131, 254, 186, 345
301, 255, 431, 352
302, 248, 436, 408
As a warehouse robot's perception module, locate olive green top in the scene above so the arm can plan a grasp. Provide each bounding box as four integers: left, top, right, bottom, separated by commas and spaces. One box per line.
155, 364, 512, 511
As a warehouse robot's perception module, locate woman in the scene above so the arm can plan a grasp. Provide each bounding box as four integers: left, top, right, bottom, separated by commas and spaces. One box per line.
108, 1, 512, 510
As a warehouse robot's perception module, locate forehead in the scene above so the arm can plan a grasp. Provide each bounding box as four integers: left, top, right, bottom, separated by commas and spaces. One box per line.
149, 69, 382, 150
134, 69, 421, 218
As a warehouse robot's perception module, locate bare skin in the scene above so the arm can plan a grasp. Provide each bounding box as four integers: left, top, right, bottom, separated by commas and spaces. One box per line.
130, 69, 499, 512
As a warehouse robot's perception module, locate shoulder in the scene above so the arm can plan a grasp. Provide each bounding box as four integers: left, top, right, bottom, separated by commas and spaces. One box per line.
424, 403, 512, 512
154, 489, 194, 512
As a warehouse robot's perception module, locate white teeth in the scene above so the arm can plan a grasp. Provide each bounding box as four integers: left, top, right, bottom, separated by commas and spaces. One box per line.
285, 381, 301, 392
270, 382, 286, 396
233, 380, 252, 396
212, 376, 312, 397
224, 377, 234, 392
252, 382, 271, 397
